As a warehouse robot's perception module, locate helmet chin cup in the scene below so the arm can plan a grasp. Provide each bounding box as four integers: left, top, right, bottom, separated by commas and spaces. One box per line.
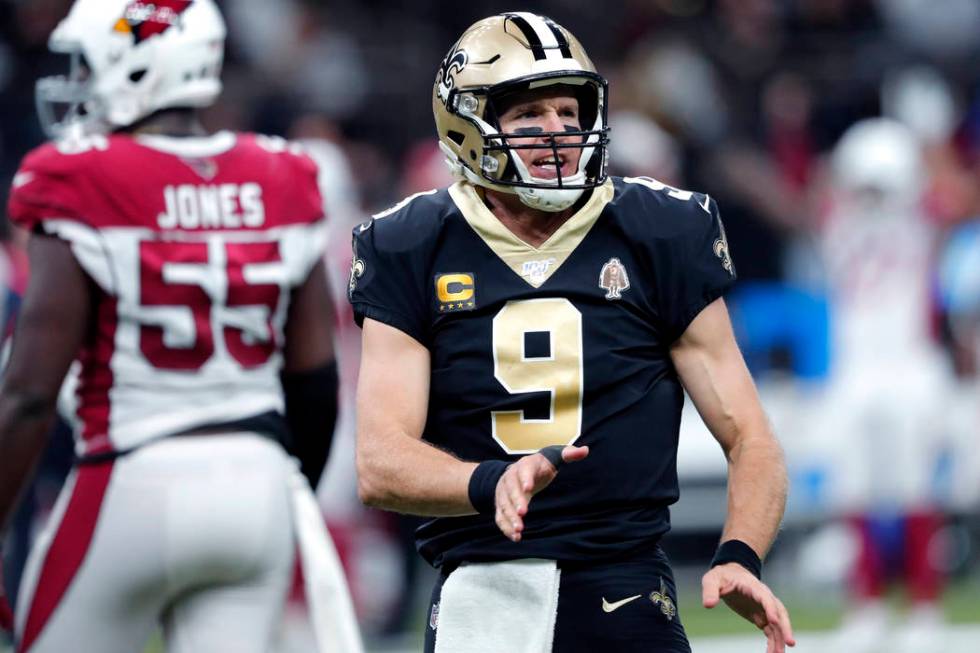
508, 154, 586, 211
515, 185, 585, 212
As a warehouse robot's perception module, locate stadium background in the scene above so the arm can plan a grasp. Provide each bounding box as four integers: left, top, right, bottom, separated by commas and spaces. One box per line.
1, 0, 978, 651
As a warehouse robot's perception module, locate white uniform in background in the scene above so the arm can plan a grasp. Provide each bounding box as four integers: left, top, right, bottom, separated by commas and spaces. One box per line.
817, 118, 952, 512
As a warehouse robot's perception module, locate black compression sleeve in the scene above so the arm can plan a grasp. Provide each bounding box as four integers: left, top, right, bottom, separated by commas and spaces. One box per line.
281, 360, 339, 489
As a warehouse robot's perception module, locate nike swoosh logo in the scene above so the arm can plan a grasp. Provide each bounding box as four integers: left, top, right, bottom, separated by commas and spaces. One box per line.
359, 221, 373, 232
601, 594, 642, 613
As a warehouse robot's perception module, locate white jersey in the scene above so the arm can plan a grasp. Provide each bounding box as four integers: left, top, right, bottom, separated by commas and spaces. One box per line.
817, 200, 951, 509
820, 203, 940, 375
9, 131, 327, 457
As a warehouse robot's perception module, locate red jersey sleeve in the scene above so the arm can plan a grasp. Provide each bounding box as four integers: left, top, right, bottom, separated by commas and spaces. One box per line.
288, 147, 326, 226
8, 142, 91, 232
236, 134, 326, 228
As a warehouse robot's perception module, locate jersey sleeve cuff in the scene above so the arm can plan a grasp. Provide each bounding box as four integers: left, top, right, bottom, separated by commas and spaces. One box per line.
352, 302, 429, 348
671, 279, 735, 342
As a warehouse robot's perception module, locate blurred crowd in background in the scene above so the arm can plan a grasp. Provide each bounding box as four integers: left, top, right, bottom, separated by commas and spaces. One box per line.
1, 0, 979, 649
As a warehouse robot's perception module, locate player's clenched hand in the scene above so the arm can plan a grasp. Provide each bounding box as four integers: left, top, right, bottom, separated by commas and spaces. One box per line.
493, 445, 588, 542
702, 563, 795, 653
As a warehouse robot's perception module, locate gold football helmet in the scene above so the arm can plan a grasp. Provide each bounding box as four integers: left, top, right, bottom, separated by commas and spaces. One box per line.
433, 12, 609, 212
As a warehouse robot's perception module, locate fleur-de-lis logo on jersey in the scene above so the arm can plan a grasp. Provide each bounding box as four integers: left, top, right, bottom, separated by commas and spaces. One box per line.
599, 257, 630, 300
437, 45, 469, 103
348, 240, 365, 298
713, 217, 734, 276
649, 578, 676, 622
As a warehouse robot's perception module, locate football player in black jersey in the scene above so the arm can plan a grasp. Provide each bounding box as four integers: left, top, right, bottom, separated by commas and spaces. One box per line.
350, 11, 795, 653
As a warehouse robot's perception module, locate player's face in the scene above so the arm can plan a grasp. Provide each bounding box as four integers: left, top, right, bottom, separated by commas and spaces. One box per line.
497, 87, 583, 181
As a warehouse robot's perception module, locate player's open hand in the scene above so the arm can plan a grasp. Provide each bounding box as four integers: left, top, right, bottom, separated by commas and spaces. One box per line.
702, 563, 795, 653
493, 445, 589, 542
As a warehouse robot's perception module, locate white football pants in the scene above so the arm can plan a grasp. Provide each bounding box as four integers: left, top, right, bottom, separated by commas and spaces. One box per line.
15, 433, 295, 653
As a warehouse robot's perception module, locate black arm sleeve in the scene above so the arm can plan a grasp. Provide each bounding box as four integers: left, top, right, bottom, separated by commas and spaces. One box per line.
281, 360, 339, 489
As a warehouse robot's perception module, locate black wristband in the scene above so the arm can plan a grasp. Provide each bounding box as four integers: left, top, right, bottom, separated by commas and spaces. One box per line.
538, 445, 564, 470
710, 539, 762, 580
468, 460, 510, 515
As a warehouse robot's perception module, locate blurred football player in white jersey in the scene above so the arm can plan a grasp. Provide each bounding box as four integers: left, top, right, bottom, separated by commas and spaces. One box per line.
820, 118, 952, 652
0, 2, 352, 651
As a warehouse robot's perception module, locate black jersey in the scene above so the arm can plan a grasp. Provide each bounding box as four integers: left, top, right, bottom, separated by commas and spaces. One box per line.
349, 177, 736, 569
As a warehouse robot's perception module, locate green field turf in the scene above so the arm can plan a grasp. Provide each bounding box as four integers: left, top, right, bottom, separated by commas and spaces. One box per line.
678, 578, 980, 638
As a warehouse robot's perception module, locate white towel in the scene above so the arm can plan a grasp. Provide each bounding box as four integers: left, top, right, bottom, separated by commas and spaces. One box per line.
435, 559, 560, 653
287, 466, 365, 653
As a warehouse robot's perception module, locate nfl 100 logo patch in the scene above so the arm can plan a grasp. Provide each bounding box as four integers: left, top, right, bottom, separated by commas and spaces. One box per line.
520, 257, 556, 285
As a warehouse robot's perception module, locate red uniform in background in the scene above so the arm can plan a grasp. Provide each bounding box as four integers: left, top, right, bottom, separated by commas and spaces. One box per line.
6, 129, 331, 653
9, 132, 325, 458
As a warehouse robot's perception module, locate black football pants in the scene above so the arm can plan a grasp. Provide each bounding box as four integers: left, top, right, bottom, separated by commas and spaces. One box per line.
423, 544, 692, 652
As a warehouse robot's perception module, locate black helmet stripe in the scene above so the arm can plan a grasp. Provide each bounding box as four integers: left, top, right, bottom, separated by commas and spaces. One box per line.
505, 12, 573, 61
542, 17, 573, 59
505, 13, 547, 60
